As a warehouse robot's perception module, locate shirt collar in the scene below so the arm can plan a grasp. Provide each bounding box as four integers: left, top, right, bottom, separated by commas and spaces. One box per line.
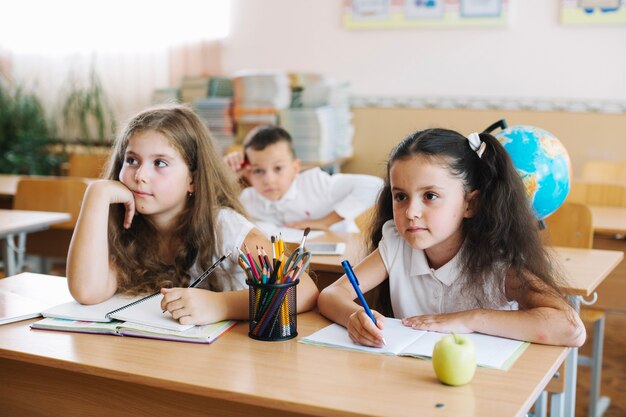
257, 176, 299, 209
409, 248, 462, 287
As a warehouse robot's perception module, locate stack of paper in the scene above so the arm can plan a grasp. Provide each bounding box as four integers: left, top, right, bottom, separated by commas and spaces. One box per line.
180, 76, 210, 105
232, 71, 291, 142
194, 97, 235, 154
279, 79, 353, 163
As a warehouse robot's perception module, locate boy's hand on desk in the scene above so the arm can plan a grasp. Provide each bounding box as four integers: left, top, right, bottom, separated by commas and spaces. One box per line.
402, 311, 474, 334
160, 288, 225, 325
285, 219, 330, 231
347, 309, 386, 348
286, 212, 343, 231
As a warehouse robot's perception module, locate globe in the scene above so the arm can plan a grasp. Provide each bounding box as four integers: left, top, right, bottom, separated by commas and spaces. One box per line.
494, 125, 571, 220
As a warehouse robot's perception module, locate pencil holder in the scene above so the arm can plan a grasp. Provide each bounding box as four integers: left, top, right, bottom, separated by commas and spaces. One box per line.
246, 279, 299, 341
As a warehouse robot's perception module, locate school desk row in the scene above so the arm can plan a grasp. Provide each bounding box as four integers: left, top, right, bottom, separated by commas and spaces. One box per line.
0, 243, 623, 417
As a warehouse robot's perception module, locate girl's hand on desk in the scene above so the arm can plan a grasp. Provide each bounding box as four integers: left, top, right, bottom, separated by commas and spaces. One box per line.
347, 309, 386, 348
402, 311, 474, 334
160, 287, 225, 325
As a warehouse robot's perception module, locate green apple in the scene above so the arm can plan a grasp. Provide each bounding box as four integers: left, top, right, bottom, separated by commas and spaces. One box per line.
432, 333, 477, 386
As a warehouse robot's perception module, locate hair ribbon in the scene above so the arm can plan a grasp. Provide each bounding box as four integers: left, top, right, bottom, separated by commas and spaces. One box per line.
467, 132, 486, 158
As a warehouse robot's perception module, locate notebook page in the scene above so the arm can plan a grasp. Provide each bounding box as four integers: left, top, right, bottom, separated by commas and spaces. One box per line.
42, 295, 144, 322
400, 331, 528, 369
0, 291, 48, 325
301, 318, 426, 354
109, 295, 194, 332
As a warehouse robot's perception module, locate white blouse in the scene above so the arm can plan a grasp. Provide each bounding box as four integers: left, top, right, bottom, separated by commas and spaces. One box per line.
189, 208, 255, 291
378, 220, 516, 318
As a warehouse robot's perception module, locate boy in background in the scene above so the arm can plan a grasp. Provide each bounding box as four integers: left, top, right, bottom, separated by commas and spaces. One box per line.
224, 125, 383, 233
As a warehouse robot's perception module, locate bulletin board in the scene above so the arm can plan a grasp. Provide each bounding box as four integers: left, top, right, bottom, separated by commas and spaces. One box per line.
343, 0, 509, 29
560, 0, 626, 25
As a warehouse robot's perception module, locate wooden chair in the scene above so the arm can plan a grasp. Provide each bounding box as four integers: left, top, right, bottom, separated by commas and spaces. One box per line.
568, 180, 626, 207
67, 153, 109, 178
355, 206, 375, 233
544, 202, 609, 417
13, 177, 89, 273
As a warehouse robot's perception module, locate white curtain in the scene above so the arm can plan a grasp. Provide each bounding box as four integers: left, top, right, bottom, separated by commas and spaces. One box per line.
0, 0, 230, 138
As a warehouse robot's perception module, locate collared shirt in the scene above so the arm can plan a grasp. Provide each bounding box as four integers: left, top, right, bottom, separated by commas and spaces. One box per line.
378, 220, 516, 319
240, 167, 384, 233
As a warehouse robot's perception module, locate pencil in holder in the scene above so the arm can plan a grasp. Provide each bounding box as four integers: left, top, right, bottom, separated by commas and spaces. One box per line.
247, 278, 299, 341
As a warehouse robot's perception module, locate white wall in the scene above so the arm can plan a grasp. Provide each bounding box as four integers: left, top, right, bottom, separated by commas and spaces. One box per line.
224, 0, 626, 102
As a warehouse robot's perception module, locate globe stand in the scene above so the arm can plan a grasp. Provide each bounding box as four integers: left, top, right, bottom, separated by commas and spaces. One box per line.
538, 219, 546, 230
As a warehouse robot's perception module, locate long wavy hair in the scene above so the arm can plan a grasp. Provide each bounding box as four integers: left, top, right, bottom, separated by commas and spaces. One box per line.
104, 104, 245, 294
367, 128, 569, 316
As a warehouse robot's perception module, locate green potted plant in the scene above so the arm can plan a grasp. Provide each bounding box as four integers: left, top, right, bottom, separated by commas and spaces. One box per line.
60, 68, 116, 146
0, 77, 61, 175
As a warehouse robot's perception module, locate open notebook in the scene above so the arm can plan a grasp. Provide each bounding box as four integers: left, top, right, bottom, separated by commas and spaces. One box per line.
300, 318, 528, 370
36, 293, 237, 343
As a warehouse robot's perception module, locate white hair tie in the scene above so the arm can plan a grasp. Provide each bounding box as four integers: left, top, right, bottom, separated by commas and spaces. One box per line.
467, 132, 486, 158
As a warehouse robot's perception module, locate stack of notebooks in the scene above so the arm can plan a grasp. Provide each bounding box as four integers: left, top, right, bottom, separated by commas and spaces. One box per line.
279, 79, 354, 163
232, 70, 291, 142
193, 97, 235, 154
180, 75, 210, 105
32, 294, 237, 344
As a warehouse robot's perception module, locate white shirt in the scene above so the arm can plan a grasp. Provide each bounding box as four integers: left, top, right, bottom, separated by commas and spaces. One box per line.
378, 220, 516, 318
240, 167, 384, 233
189, 208, 255, 292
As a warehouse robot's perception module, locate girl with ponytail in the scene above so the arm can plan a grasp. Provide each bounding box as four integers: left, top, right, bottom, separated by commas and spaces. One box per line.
318, 128, 585, 348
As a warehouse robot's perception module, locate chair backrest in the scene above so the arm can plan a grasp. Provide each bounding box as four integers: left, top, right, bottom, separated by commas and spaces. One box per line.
567, 180, 626, 207
13, 177, 89, 230
67, 153, 109, 178
355, 206, 375, 233
543, 202, 593, 249
581, 160, 626, 182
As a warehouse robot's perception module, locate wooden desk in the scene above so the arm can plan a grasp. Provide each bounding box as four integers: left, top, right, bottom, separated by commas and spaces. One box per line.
306, 232, 624, 417
0, 274, 568, 417
0, 209, 71, 277
589, 205, 626, 237
308, 232, 624, 296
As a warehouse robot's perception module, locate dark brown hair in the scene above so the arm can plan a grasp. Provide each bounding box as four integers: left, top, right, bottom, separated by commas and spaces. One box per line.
368, 128, 569, 316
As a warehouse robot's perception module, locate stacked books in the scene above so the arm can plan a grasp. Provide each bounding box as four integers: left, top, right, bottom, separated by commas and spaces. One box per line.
279, 79, 354, 163
180, 76, 210, 105
194, 97, 235, 154
232, 71, 291, 142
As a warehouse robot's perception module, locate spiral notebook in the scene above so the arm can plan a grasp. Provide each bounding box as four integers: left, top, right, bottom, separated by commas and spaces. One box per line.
301, 318, 528, 370
41, 293, 193, 331
31, 316, 237, 344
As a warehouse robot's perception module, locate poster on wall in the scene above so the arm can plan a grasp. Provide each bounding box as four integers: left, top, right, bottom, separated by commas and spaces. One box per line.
560, 0, 626, 25
344, 0, 508, 29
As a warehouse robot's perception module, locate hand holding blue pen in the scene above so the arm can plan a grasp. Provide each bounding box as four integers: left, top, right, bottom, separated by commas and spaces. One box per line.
341, 260, 386, 345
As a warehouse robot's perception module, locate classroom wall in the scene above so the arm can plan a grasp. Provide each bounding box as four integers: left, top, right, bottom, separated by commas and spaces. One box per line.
343, 107, 626, 178
223, 0, 626, 177
224, 0, 626, 102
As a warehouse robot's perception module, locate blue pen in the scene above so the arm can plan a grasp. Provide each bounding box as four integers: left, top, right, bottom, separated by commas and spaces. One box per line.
341, 260, 386, 345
